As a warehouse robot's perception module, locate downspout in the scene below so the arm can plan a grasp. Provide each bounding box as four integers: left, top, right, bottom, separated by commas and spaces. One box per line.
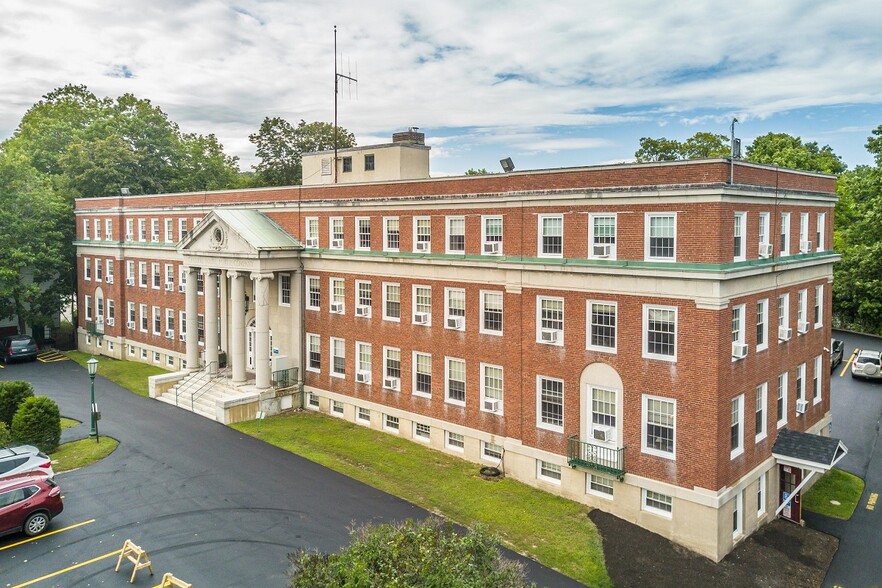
298, 254, 306, 409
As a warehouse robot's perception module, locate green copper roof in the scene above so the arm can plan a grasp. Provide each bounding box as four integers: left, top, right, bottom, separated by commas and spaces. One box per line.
213, 209, 301, 250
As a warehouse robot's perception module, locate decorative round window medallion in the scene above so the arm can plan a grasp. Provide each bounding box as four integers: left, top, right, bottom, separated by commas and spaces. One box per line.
210, 226, 227, 250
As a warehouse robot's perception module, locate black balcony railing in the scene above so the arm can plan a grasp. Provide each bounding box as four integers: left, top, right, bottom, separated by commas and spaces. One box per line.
271, 367, 299, 390
85, 320, 104, 336
567, 435, 625, 480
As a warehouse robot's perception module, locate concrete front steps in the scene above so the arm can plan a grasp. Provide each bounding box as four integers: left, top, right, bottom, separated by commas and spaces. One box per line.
153, 369, 262, 423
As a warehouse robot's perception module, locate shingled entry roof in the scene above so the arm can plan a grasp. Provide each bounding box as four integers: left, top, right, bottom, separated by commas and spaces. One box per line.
772, 428, 848, 470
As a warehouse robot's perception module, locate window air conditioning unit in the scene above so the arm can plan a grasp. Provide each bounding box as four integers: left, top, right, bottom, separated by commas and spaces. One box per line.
796, 399, 808, 414
105, 318, 114, 326
732, 342, 748, 359
415, 241, 430, 252
483, 398, 501, 412
105, 276, 114, 284
593, 244, 611, 258
331, 239, 344, 248
331, 302, 344, 314
178, 284, 186, 293
447, 316, 463, 329
541, 329, 560, 343
151, 234, 159, 243
483, 242, 500, 254
126, 233, 133, 241
306, 238, 318, 248
165, 282, 174, 291
758, 243, 773, 258
355, 305, 370, 317
165, 329, 174, 339
126, 278, 135, 286
798, 320, 810, 334
384, 376, 400, 390
356, 371, 371, 384
179, 333, 186, 342
592, 425, 613, 442
799, 240, 812, 253
413, 312, 429, 324
778, 326, 792, 341
126, 321, 136, 330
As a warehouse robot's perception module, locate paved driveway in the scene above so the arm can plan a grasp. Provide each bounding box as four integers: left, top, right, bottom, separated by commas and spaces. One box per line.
0, 359, 582, 587
804, 329, 882, 587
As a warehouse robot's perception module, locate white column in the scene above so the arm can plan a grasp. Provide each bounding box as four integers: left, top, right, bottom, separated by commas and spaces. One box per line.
185, 266, 200, 370
203, 268, 219, 375
229, 271, 246, 384
252, 272, 273, 389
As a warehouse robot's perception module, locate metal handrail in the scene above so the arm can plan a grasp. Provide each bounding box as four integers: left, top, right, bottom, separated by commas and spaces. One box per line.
191, 364, 235, 410
173, 361, 216, 407
566, 435, 625, 480
271, 367, 299, 390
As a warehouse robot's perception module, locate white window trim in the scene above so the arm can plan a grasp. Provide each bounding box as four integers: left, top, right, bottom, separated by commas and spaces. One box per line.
412, 284, 432, 327
480, 362, 504, 416
304, 216, 319, 246
756, 299, 769, 352
642, 304, 678, 362
587, 473, 615, 500
641, 394, 676, 460
536, 295, 564, 347
481, 215, 503, 256
355, 279, 372, 318
734, 212, 747, 262
384, 415, 400, 434
414, 422, 431, 443
479, 290, 503, 336
799, 212, 809, 248
382, 282, 401, 323
481, 440, 504, 463
589, 385, 619, 445
356, 407, 371, 425
537, 213, 563, 259
642, 489, 673, 518
755, 383, 768, 443
355, 216, 371, 251
797, 289, 808, 335
644, 212, 677, 262
355, 341, 372, 379
444, 287, 466, 331
780, 212, 791, 256
444, 356, 466, 407
412, 351, 432, 399
445, 431, 465, 452
536, 375, 564, 434
586, 300, 617, 354
413, 215, 431, 253
777, 372, 788, 429
816, 212, 826, 252
536, 460, 562, 485
84, 257, 91, 281
306, 276, 321, 311
732, 303, 746, 362
813, 355, 822, 405
588, 213, 617, 260
445, 215, 465, 255
731, 394, 744, 459
329, 216, 344, 250
278, 273, 291, 307
383, 346, 401, 390
383, 216, 400, 252
306, 333, 321, 374
330, 337, 346, 379
814, 285, 824, 329
778, 293, 790, 344
758, 212, 770, 251
330, 277, 346, 315
757, 473, 767, 517
733, 491, 743, 539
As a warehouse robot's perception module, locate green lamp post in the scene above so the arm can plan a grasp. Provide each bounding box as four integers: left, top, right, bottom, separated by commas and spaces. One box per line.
87, 356, 98, 440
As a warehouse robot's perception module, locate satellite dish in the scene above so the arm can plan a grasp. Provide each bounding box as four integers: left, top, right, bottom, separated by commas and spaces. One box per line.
500, 157, 515, 173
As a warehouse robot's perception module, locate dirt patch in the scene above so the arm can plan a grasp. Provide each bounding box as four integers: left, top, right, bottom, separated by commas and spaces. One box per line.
589, 510, 837, 588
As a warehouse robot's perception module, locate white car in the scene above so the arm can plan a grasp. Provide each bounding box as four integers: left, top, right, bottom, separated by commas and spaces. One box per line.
852, 349, 882, 380
0, 445, 55, 479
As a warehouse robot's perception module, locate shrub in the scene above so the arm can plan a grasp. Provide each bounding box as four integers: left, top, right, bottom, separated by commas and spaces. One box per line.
286, 518, 533, 588
0, 381, 35, 426
11, 396, 61, 453
0, 422, 11, 447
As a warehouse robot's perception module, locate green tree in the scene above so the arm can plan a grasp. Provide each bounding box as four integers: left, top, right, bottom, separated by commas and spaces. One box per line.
0, 381, 35, 426
0, 422, 11, 447
249, 118, 355, 186
287, 518, 532, 588
174, 133, 241, 192
466, 168, 490, 175
0, 153, 72, 334
864, 124, 882, 167
681, 132, 729, 159
11, 396, 61, 453
745, 132, 846, 174
634, 136, 683, 162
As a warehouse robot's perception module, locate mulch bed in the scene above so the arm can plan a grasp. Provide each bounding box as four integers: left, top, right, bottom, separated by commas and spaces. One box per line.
589, 510, 837, 588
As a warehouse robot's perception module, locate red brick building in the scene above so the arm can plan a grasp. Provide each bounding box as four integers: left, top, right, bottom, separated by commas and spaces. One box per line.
75, 142, 840, 560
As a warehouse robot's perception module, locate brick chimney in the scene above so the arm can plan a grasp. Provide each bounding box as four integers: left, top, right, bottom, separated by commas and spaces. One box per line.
392, 127, 425, 145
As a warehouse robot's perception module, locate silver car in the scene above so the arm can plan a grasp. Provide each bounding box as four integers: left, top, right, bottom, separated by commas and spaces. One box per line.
0, 445, 55, 479
852, 349, 882, 380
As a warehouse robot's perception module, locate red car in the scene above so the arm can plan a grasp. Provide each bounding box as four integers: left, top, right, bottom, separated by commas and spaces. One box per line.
0, 472, 63, 538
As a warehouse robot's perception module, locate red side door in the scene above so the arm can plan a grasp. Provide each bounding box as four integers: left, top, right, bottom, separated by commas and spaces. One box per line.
780, 464, 803, 523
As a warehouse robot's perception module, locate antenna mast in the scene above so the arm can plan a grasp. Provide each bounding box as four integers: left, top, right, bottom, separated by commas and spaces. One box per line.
334, 25, 357, 183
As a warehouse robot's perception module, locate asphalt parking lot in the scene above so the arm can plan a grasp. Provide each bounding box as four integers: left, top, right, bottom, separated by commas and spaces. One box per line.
0, 359, 581, 587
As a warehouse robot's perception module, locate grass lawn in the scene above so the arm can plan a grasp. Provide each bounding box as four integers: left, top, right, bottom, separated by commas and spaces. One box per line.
232, 412, 611, 587
803, 468, 864, 519
60, 417, 80, 429
66, 351, 169, 397
50, 437, 119, 473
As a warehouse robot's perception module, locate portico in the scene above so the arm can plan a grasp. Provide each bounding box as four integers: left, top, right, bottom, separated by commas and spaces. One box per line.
178, 209, 304, 391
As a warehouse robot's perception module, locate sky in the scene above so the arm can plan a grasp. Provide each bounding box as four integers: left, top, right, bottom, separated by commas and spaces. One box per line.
2, 0, 882, 177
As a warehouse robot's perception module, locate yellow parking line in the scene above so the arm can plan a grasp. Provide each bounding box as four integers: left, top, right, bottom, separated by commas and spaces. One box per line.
840, 348, 858, 378
0, 519, 96, 552
12, 548, 119, 588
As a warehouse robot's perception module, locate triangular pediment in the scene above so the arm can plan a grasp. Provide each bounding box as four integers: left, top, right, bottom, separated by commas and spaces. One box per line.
179, 209, 302, 258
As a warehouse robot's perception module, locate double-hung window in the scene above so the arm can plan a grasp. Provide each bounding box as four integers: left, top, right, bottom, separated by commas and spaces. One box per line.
329, 217, 344, 249
732, 304, 746, 360
165, 308, 175, 334
480, 291, 503, 335
590, 387, 617, 443
731, 396, 744, 458
776, 372, 788, 428
330, 278, 345, 314
139, 219, 147, 241
446, 216, 465, 253
413, 352, 432, 397
445, 287, 465, 331
758, 212, 771, 257
587, 301, 616, 352
306, 276, 321, 310
445, 357, 466, 405
537, 296, 564, 346
778, 293, 790, 341
126, 219, 135, 240
537, 376, 564, 432
816, 212, 826, 251
754, 382, 769, 443
814, 285, 823, 328
537, 461, 562, 484
139, 303, 148, 332
127, 261, 135, 285
128, 302, 136, 328
84, 258, 91, 281
780, 212, 791, 256
414, 216, 431, 252
643, 305, 677, 361
83, 219, 91, 240
538, 214, 563, 257
796, 363, 806, 403
152, 306, 162, 335
643, 395, 675, 458
643, 489, 673, 516
330, 337, 346, 378
139, 262, 147, 287
164, 218, 173, 243
384, 347, 401, 387
413, 285, 431, 326
797, 289, 808, 334
646, 213, 676, 260
480, 363, 504, 414
164, 264, 174, 290
151, 218, 159, 242
306, 334, 321, 372
84, 295, 93, 320
279, 274, 291, 306
94, 219, 101, 241
589, 214, 616, 259
384, 217, 400, 251
178, 218, 188, 241
305, 217, 319, 248
105, 219, 113, 240
356, 342, 372, 382
179, 311, 187, 337
95, 259, 103, 282
356, 217, 371, 250
799, 212, 810, 252
152, 263, 161, 289
482, 215, 503, 255
383, 283, 401, 321
355, 280, 372, 317
756, 299, 768, 351
734, 212, 747, 261
813, 355, 822, 404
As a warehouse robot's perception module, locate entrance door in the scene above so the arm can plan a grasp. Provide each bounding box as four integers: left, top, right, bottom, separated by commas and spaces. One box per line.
779, 464, 802, 523
246, 320, 273, 370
